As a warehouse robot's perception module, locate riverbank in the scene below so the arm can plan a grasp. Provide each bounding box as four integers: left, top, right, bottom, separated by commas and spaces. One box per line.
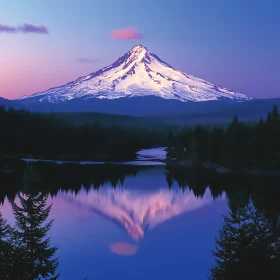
165, 158, 280, 176
0, 147, 167, 171
0, 152, 137, 164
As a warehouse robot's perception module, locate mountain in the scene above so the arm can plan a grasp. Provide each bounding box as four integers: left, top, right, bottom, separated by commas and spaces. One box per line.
20, 45, 251, 104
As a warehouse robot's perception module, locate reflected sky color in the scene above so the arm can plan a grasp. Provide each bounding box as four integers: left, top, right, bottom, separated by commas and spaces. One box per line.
0, 165, 229, 280
110, 242, 139, 256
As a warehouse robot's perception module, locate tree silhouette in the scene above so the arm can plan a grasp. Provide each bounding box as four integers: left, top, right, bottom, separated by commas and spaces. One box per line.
167, 105, 280, 171
209, 203, 280, 280
11, 164, 59, 280
271, 104, 279, 121
0, 212, 14, 278
0, 106, 165, 161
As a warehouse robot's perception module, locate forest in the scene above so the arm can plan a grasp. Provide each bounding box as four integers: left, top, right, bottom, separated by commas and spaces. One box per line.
167, 105, 280, 171
0, 106, 165, 161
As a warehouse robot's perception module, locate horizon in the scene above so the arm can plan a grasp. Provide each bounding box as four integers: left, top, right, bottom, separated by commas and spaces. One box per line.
1, 0, 280, 100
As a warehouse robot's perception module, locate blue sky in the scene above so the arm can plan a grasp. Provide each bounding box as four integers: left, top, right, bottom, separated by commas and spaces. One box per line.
1, 0, 279, 99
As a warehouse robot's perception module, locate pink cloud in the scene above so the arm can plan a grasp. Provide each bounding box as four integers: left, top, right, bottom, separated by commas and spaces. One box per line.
0, 23, 48, 34
19, 24, 48, 34
111, 26, 143, 40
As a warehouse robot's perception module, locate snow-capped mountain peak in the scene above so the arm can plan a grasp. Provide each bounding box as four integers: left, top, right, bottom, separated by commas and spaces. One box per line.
21, 45, 252, 103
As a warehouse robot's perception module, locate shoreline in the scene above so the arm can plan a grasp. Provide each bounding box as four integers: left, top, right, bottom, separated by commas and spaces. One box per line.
165, 159, 280, 176
0, 153, 137, 163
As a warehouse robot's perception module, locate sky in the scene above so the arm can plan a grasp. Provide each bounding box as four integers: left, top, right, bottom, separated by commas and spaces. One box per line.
0, 0, 280, 100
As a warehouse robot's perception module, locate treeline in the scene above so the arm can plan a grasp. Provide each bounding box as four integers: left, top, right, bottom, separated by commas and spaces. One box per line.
0, 106, 165, 161
0, 162, 140, 204
167, 105, 280, 170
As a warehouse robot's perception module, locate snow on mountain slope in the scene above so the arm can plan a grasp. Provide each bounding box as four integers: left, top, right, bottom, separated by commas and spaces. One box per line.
21, 45, 252, 103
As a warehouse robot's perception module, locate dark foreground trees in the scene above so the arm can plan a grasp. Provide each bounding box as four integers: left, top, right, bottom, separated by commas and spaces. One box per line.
0, 164, 59, 280
167, 105, 280, 171
0, 213, 16, 278
209, 202, 280, 280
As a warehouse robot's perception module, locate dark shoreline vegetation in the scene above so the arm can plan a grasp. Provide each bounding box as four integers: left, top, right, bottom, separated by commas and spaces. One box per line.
1, 104, 280, 174
167, 105, 280, 174
0, 163, 280, 279
0, 105, 166, 162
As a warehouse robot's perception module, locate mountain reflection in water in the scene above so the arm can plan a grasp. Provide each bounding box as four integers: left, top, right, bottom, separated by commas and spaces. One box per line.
63, 187, 225, 241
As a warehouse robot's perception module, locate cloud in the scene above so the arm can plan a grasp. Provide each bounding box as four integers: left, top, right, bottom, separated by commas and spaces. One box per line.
111, 26, 143, 40
76, 57, 100, 64
0, 25, 16, 33
0, 23, 48, 34
18, 24, 48, 34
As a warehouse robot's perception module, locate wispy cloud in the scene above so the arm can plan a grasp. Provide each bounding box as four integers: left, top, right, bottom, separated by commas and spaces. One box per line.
18, 24, 48, 34
111, 26, 143, 40
0, 23, 48, 34
76, 57, 100, 64
0, 24, 16, 33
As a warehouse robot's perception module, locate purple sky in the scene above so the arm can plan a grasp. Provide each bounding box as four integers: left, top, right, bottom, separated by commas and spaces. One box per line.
0, 0, 279, 99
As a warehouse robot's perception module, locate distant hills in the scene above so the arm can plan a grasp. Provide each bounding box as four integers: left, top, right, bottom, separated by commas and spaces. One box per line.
1, 96, 279, 127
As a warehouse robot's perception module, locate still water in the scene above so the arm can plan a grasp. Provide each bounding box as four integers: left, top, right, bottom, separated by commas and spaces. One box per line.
1, 148, 278, 279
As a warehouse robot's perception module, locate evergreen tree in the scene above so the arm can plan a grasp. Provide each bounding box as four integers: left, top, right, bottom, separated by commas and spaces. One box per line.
248, 207, 280, 274
0, 212, 14, 278
209, 128, 224, 164
209, 204, 252, 280
209, 203, 280, 280
11, 164, 59, 280
168, 130, 175, 148
266, 112, 272, 123
0, 212, 10, 241
0, 212, 27, 280
224, 115, 242, 169
271, 104, 279, 121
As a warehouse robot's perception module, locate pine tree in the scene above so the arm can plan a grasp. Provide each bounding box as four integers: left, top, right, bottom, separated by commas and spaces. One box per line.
209, 203, 280, 280
167, 130, 176, 158
266, 112, 272, 123
0, 212, 27, 280
0, 212, 14, 278
209, 205, 252, 280
11, 164, 59, 280
0, 212, 10, 241
247, 207, 280, 277
271, 104, 279, 121
224, 115, 241, 169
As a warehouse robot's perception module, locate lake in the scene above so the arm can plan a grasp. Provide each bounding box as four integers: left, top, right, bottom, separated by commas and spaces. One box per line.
1, 148, 279, 279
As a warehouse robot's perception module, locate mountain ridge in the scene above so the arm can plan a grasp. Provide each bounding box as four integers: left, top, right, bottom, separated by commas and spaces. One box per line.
20, 44, 252, 104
